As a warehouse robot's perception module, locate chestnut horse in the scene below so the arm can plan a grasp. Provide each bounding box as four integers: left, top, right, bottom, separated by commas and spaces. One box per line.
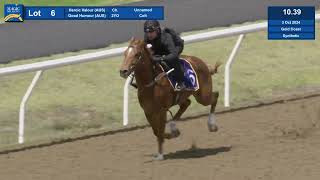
120, 38, 220, 160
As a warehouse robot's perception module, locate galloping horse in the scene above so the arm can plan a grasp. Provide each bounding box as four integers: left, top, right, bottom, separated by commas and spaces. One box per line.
120, 38, 220, 160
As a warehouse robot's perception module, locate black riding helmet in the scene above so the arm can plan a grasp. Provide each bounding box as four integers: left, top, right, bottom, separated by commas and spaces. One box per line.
144, 20, 161, 33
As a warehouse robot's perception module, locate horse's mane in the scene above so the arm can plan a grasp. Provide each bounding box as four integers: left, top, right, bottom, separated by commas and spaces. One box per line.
129, 39, 159, 78
129, 38, 152, 59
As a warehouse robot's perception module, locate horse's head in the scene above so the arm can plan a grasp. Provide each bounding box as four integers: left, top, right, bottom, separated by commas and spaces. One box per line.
120, 37, 150, 78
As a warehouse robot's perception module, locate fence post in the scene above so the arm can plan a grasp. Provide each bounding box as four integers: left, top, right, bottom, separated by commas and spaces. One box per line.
224, 34, 245, 107
123, 73, 133, 126
19, 70, 43, 144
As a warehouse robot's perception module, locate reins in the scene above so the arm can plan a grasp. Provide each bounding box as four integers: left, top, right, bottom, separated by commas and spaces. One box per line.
129, 44, 172, 88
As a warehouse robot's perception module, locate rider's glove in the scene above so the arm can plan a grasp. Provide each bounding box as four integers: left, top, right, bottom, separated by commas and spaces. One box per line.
152, 55, 164, 62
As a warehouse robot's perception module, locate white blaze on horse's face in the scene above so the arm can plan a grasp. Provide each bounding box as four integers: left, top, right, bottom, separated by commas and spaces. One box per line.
127, 47, 133, 56
125, 47, 135, 63
120, 46, 136, 78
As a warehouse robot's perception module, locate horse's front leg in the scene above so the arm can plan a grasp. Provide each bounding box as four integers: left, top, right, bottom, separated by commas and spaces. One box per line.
145, 111, 167, 160
166, 98, 191, 139
155, 111, 167, 160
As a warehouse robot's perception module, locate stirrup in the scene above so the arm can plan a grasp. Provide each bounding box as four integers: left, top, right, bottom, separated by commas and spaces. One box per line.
175, 83, 186, 91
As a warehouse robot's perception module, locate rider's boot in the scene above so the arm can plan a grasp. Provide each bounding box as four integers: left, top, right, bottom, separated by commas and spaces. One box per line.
175, 81, 186, 91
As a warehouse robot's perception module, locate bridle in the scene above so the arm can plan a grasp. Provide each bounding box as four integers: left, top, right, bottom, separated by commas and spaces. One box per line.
126, 45, 144, 73
126, 45, 174, 89
126, 45, 160, 88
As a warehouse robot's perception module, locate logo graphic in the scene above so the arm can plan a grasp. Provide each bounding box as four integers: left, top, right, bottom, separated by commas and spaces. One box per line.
4, 4, 24, 22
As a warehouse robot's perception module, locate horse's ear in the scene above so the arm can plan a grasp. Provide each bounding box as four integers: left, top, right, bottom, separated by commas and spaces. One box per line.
129, 37, 136, 43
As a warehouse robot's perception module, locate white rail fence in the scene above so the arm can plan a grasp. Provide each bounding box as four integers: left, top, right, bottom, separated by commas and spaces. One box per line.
0, 14, 319, 143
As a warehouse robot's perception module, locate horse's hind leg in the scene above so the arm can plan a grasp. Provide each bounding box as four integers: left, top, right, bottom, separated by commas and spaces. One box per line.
194, 91, 219, 132
208, 91, 219, 132
166, 99, 191, 139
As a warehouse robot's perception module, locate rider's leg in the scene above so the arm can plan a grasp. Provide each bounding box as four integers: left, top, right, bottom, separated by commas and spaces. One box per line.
168, 60, 185, 90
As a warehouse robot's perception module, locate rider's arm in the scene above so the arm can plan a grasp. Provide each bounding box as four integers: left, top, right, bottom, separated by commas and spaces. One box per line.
176, 43, 184, 55
175, 36, 184, 55
162, 35, 179, 62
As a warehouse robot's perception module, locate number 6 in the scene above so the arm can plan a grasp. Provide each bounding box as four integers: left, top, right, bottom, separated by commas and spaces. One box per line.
51, 10, 55, 16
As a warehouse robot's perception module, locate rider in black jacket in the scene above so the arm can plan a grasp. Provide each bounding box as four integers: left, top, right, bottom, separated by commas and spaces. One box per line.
144, 20, 186, 91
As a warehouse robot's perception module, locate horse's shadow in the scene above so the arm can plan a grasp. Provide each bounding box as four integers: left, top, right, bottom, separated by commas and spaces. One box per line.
145, 146, 232, 162
165, 146, 232, 160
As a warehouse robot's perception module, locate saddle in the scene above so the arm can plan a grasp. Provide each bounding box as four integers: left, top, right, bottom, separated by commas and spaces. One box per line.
158, 58, 199, 91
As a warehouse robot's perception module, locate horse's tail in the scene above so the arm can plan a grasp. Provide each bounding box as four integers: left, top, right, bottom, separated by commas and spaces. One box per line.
207, 61, 222, 75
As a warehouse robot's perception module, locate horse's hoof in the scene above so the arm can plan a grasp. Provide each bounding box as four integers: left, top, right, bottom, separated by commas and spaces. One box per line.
164, 129, 181, 139
171, 129, 181, 138
208, 124, 218, 132
152, 154, 164, 161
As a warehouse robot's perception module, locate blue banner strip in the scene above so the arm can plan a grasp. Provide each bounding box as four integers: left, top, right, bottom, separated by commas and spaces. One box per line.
268, 20, 315, 26
23, 6, 164, 20
268, 26, 314, 33
268, 33, 315, 40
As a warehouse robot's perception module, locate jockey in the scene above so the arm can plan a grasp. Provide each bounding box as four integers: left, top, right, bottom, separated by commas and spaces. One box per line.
143, 20, 186, 91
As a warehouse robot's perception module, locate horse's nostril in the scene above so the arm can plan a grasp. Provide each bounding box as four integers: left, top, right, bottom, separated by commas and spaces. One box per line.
120, 70, 128, 78
120, 70, 128, 74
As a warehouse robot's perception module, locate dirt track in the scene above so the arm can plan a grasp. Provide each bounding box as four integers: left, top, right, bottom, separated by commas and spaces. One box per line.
0, 96, 320, 180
